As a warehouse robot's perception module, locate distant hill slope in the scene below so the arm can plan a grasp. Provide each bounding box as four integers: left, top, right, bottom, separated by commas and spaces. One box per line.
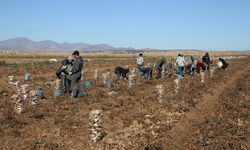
0, 37, 249, 52
0, 37, 115, 51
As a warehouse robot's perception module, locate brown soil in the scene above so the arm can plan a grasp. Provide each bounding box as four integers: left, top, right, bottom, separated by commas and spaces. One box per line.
0, 54, 249, 150
164, 59, 250, 149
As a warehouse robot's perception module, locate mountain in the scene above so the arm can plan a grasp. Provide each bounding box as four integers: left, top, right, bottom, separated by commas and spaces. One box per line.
0, 37, 115, 51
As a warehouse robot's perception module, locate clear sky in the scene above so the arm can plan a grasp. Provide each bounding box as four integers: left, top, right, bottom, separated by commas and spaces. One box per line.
0, 0, 249, 50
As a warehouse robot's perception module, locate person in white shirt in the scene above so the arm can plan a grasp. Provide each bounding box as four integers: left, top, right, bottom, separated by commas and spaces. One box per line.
136, 53, 144, 75
137, 53, 144, 66
176, 54, 186, 77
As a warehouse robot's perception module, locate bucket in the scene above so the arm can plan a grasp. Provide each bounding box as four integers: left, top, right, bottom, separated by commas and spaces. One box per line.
35, 86, 44, 99
24, 73, 30, 81
82, 81, 92, 87
66, 65, 73, 73
53, 89, 62, 98
105, 79, 113, 88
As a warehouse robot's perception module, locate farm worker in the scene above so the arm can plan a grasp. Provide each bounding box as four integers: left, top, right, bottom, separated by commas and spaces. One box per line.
187, 61, 196, 75
191, 56, 195, 63
196, 59, 205, 74
68, 50, 84, 98
175, 54, 186, 77
217, 58, 228, 71
56, 55, 75, 93
136, 53, 144, 76
155, 58, 166, 79
188, 56, 196, 75
143, 67, 153, 80
202, 52, 211, 71
56, 55, 75, 79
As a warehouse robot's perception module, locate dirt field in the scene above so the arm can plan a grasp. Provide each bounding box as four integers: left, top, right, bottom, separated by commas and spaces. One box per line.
0, 52, 249, 150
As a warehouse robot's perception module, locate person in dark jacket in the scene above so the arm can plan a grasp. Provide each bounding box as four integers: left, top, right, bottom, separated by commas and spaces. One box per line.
191, 56, 195, 63
68, 51, 84, 98
56, 55, 75, 93
202, 52, 211, 71
114, 67, 129, 80
155, 58, 166, 79
56, 55, 75, 79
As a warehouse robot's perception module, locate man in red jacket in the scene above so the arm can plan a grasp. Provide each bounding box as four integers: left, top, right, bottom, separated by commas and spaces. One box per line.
196, 60, 205, 74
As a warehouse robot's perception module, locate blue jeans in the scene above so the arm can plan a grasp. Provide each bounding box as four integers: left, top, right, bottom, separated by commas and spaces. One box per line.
177, 66, 184, 76
137, 65, 144, 76
189, 64, 196, 75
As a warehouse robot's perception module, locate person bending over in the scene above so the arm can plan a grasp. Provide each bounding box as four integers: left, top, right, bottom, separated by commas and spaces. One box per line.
56, 55, 75, 93
217, 58, 228, 71
155, 58, 166, 79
